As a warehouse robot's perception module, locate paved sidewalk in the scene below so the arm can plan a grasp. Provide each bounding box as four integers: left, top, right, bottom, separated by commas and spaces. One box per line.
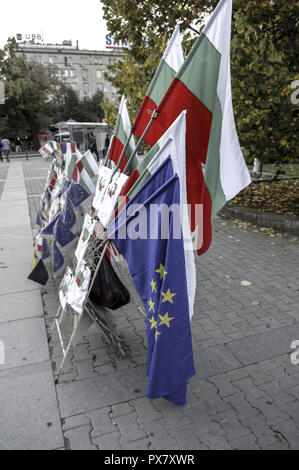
1, 158, 299, 450
0, 161, 64, 450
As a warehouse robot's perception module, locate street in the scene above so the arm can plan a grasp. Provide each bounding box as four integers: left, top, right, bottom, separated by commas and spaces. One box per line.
0, 158, 299, 450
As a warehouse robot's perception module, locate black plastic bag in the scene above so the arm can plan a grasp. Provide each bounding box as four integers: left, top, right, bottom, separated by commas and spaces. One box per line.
89, 254, 130, 310
28, 259, 49, 286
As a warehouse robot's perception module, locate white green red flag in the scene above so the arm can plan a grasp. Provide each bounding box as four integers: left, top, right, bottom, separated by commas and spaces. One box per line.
132, 0, 250, 255
133, 25, 184, 140
65, 143, 78, 182
73, 149, 99, 194
106, 95, 137, 173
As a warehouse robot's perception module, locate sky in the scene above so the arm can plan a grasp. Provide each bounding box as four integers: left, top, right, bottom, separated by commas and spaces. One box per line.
0, 0, 109, 51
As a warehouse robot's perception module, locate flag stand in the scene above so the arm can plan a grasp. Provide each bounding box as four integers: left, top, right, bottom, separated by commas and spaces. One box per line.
49, 110, 159, 382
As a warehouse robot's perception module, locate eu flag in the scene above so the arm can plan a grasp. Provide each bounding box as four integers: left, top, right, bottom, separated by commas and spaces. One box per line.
50, 241, 64, 273
53, 217, 76, 247
67, 182, 90, 207
109, 172, 195, 405
36, 211, 42, 227
42, 238, 51, 260
60, 142, 67, 153
40, 214, 60, 236
61, 199, 76, 229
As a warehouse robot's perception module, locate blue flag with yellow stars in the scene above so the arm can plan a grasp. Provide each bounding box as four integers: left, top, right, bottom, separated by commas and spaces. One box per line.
67, 182, 90, 207
42, 238, 51, 260
40, 214, 60, 236
109, 172, 195, 405
50, 241, 64, 273
61, 199, 76, 229
53, 217, 76, 247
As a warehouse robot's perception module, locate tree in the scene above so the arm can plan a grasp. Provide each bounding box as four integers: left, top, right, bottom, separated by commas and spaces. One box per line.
0, 38, 58, 146
101, 0, 298, 163
51, 84, 105, 123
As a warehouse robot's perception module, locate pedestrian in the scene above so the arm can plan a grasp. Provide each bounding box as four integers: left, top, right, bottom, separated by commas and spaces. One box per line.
105, 133, 110, 149
89, 134, 99, 162
1, 137, 11, 162
15, 137, 22, 152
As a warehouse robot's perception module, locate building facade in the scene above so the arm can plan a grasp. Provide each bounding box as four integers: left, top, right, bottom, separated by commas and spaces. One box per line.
17, 41, 124, 103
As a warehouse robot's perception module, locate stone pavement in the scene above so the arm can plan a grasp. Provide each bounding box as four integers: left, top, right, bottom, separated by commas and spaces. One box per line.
1, 157, 299, 450
0, 161, 64, 450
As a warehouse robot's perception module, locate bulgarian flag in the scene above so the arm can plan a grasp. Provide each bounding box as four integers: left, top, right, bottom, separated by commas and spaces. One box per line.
65, 143, 78, 182
73, 149, 99, 194
133, 25, 184, 140
106, 95, 137, 173
132, 0, 250, 255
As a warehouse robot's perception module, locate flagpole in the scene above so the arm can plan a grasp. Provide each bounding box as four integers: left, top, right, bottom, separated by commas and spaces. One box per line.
122, 109, 159, 175
113, 129, 134, 173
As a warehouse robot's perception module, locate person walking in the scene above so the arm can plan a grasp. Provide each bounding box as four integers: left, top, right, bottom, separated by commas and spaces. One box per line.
15, 137, 22, 152
1, 137, 11, 162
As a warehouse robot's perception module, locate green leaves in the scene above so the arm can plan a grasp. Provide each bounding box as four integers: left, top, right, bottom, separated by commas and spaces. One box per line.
101, 0, 298, 166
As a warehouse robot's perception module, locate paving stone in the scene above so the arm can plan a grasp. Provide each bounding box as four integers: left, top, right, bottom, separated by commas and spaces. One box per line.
234, 377, 266, 401
87, 408, 116, 438
252, 397, 290, 426
75, 359, 95, 380
227, 324, 299, 366
140, 419, 180, 450
56, 366, 147, 417
258, 381, 295, 406
271, 419, 299, 450
111, 402, 133, 417
230, 433, 260, 450
169, 424, 207, 450
64, 425, 97, 450
224, 393, 260, 420
114, 412, 147, 444
0, 361, 64, 450
199, 390, 232, 415
214, 410, 252, 442
183, 405, 224, 436
241, 414, 284, 447
131, 397, 162, 423
93, 432, 122, 450
200, 432, 231, 450
63, 414, 90, 431
208, 374, 237, 397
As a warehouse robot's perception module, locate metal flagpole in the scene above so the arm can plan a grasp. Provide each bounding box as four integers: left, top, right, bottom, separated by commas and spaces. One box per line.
112, 129, 134, 174
122, 109, 159, 174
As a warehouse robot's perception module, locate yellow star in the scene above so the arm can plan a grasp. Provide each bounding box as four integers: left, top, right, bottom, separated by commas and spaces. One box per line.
159, 312, 174, 328
155, 263, 168, 280
161, 288, 176, 304
155, 330, 161, 341
148, 297, 155, 312
149, 278, 157, 293
148, 315, 157, 330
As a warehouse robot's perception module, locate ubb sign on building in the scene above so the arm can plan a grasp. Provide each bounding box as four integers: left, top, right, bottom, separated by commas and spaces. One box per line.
105, 34, 129, 50
15, 33, 44, 43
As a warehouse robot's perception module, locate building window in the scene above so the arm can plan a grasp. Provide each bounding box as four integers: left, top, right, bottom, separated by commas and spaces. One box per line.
64, 57, 68, 66
49, 56, 53, 64
96, 70, 102, 79
70, 70, 76, 78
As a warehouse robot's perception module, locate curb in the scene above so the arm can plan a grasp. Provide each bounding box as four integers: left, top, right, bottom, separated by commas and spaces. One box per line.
221, 204, 299, 236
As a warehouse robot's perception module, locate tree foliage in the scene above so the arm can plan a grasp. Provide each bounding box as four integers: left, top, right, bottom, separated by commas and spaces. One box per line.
51, 84, 105, 123
0, 38, 56, 144
101, 0, 298, 163
0, 39, 105, 146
